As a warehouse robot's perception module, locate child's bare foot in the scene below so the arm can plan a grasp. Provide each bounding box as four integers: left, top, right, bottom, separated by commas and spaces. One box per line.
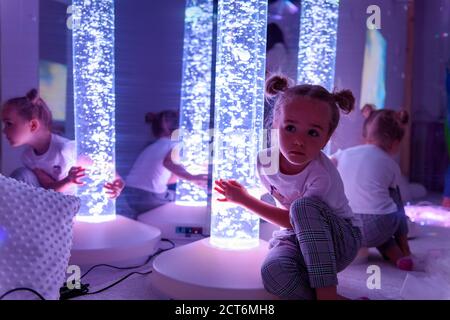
396, 256, 413, 271
378, 244, 413, 270
442, 196, 450, 208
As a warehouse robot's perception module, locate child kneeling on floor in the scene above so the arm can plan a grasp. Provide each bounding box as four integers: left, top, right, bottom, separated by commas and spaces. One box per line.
332, 104, 413, 270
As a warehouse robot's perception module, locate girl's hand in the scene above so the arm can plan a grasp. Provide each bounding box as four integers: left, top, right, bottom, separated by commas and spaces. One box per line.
214, 179, 250, 205
66, 166, 86, 185
104, 178, 125, 199
191, 174, 208, 189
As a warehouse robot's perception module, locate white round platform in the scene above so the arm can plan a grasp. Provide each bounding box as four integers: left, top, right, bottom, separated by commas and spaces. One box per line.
151, 238, 278, 300
259, 220, 280, 241
70, 215, 161, 266
138, 202, 209, 240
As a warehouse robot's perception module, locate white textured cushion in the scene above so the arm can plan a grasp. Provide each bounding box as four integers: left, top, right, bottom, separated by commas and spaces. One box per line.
0, 174, 80, 300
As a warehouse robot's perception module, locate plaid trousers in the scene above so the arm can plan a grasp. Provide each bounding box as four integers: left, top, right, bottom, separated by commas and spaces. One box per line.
261, 197, 361, 300
356, 187, 409, 251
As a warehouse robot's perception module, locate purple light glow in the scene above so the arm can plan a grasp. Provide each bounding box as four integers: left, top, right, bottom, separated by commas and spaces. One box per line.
405, 205, 450, 228
0, 226, 7, 248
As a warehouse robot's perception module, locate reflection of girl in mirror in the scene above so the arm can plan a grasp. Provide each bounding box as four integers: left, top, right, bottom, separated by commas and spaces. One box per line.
123, 110, 207, 217
266, 23, 288, 75
264, 23, 289, 148
1, 89, 123, 198
332, 104, 413, 271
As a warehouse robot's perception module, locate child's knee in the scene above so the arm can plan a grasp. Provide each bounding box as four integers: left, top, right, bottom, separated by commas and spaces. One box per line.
261, 256, 296, 289
261, 258, 288, 294
290, 197, 323, 213
289, 197, 325, 225
261, 257, 314, 300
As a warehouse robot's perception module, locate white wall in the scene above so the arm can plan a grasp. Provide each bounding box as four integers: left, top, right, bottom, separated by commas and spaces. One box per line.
0, 0, 39, 176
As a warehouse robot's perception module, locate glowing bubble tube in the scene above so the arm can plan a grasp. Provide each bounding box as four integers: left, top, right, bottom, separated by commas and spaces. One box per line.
176, 0, 214, 206
72, 0, 116, 223
297, 0, 339, 155
297, 0, 340, 91
210, 0, 267, 250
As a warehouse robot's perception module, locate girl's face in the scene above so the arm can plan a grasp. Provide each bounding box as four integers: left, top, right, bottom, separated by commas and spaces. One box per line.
1, 107, 35, 147
275, 96, 331, 170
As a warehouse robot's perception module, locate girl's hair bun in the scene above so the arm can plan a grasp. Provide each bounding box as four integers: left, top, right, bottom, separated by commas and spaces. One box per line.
265, 74, 291, 98
361, 103, 376, 119
332, 89, 355, 114
26, 88, 39, 103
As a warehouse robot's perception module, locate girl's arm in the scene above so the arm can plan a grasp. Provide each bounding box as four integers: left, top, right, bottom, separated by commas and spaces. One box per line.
33, 168, 61, 190
163, 149, 207, 186
167, 172, 178, 184
215, 179, 291, 229
52, 177, 76, 192
36, 166, 124, 198
33, 166, 85, 192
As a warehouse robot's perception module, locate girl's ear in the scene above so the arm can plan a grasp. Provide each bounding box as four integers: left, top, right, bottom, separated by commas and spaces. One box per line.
361, 103, 375, 119
29, 119, 40, 132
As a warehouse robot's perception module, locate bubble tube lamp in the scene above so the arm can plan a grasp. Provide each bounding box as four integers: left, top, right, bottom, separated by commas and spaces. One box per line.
70, 0, 161, 266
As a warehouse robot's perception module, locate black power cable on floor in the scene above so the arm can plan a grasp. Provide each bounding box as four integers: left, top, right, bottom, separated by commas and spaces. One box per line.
61, 238, 176, 299
80, 238, 175, 279
84, 270, 153, 296
0, 287, 46, 300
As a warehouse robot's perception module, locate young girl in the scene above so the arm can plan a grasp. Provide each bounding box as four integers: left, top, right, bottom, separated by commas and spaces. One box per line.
123, 110, 207, 216
332, 104, 413, 270
1, 89, 123, 198
214, 75, 362, 300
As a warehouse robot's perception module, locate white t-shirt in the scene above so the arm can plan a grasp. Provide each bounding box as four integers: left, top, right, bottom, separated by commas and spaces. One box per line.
257, 147, 358, 225
126, 137, 178, 194
22, 134, 76, 182
333, 144, 400, 215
